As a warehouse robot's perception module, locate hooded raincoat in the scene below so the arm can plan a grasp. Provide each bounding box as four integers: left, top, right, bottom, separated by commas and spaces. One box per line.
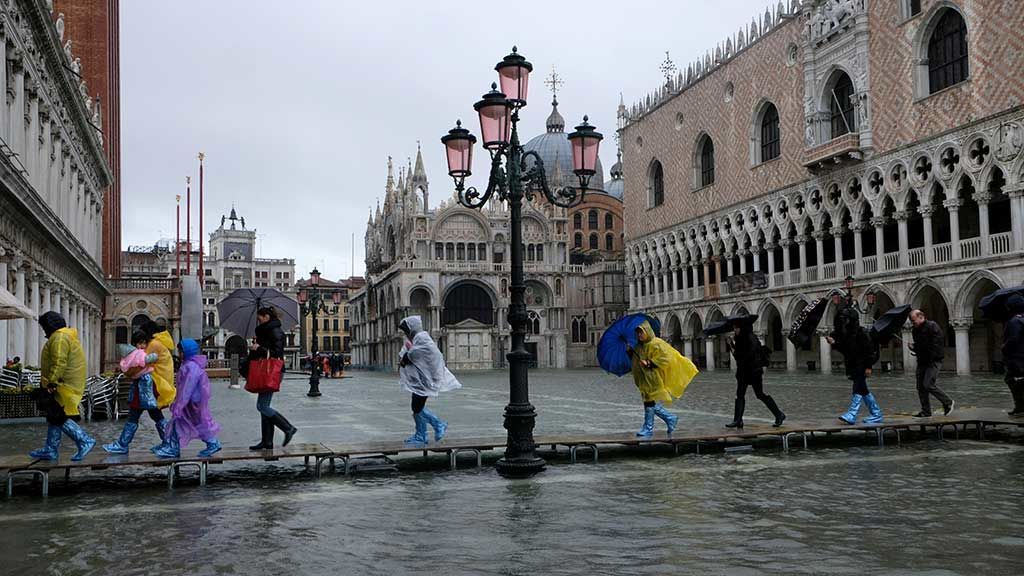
146, 330, 177, 408
398, 316, 461, 397
39, 322, 87, 417
168, 339, 220, 447
630, 321, 699, 404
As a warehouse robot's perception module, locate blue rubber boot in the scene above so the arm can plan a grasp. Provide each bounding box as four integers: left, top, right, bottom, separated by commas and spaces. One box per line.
103, 421, 139, 454
839, 394, 864, 425
862, 393, 884, 424
137, 375, 158, 409
636, 406, 655, 437
153, 429, 180, 459
29, 425, 62, 460
653, 404, 678, 434
151, 418, 168, 452
61, 419, 96, 461
421, 408, 448, 442
404, 412, 429, 446
198, 438, 222, 457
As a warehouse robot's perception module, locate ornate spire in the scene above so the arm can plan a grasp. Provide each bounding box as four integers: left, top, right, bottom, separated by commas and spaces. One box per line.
385, 156, 394, 192
546, 97, 565, 133
413, 141, 427, 182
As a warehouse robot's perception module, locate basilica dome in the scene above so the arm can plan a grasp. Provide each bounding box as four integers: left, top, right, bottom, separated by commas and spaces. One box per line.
522, 98, 606, 193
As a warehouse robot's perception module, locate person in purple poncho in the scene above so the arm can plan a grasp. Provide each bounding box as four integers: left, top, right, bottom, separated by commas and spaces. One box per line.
152, 338, 221, 458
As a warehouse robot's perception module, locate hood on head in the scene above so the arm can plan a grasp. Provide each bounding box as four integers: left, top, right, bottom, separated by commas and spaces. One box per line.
153, 330, 175, 351
399, 315, 423, 338
836, 305, 860, 333
39, 311, 67, 337
186, 353, 208, 370
1007, 293, 1024, 315
636, 321, 655, 342
117, 344, 136, 359
179, 338, 200, 359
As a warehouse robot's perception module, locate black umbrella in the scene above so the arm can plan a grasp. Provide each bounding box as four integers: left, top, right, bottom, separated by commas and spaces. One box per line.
216, 288, 300, 339
978, 286, 1024, 322
869, 304, 912, 344
788, 296, 832, 348
704, 313, 758, 337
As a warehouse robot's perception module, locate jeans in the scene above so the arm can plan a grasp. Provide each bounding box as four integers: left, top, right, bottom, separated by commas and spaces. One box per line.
411, 394, 428, 414
256, 392, 279, 418
916, 361, 951, 414
127, 408, 164, 424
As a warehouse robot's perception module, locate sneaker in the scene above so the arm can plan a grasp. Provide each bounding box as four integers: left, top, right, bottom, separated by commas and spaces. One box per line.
943, 400, 955, 416
912, 411, 932, 418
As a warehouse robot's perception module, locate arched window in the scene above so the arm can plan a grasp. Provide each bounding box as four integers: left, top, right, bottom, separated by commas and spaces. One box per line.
829, 72, 856, 138
649, 160, 664, 208
456, 243, 465, 261
605, 233, 614, 251
573, 212, 582, 229
435, 242, 443, 260
574, 232, 583, 249
604, 213, 613, 229
588, 210, 598, 230
589, 233, 599, 250
527, 311, 541, 335
467, 243, 476, 261
760, 103, 780, 162
527, 244, 536, 261
928, 10, 968, 94
536, 244, 544, 262
697, 135, 715, 187
555, 278, 562, 297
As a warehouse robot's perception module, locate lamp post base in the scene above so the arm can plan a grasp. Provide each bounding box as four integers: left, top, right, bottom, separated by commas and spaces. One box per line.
495, 454, 546, 477
307, 375, 322, 397
495, 402, 545, 477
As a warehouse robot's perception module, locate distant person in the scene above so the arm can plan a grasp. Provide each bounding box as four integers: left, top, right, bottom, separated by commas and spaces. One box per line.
321, 355, 331, 379
627, 320, 699, 437
141, 320, 177, 448
4, 356, 21, 372
28, 312, 95, 461
725, 318, 785, 429
103, 330, 164, 454
1002, 294, 1024, 416
154, 339, 222, 458
908, 310, 954, 417
248, 306, 297, 450
398, 315, 460, 446
827, 304, 883, 424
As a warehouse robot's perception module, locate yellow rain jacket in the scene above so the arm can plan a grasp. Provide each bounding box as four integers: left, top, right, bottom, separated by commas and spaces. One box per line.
630, 321, 699, 405
146, 330, 177, 408
40, 327, 87, 416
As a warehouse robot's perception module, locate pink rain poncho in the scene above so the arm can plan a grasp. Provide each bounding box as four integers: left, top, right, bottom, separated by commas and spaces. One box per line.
118, 348, 154, 377
167, 340, 221, 447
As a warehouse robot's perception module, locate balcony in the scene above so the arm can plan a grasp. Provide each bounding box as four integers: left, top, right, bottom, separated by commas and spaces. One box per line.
862, 256, 878, 274
883, 253, 900, 271
933, 243, 952, 263
991, 232, 1012, 255
960, 237, 982, 259
803, 133, 864, 172
109, 278, 180, 291
772, 271, 785, 288
908, 247, 926, 268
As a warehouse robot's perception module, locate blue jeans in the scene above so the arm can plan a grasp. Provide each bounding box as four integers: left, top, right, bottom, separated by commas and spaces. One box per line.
256, 392, 279, 418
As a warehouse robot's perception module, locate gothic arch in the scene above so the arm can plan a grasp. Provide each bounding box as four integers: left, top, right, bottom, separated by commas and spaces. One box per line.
785, 293, 813, 325
954, 269, 1005, 319
704, 305, 726, 327
905, 277, 951, 310
912, 1, 970, 99
750, 98, 781, 166
405, 283, 437, 306
430, 207, 491, 243
441, 278, 498, 306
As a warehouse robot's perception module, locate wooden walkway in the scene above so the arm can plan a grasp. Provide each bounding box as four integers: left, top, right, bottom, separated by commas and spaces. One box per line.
3, 408, 1022, 497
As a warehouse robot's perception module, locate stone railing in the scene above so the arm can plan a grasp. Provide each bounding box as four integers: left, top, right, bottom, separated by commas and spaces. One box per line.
862, 255, 878, 274
991, 232, 1012, 255
822, 262, 837, 280
805, 267, 819, 283
789, 269, 802, 285
908, 247, 926, 268
884, 253, 900, 271
933, 242, 952, 263
772, 271, 785, 288
842, 260, 856, 278
108, 278, 179, 291
960, 237, 982, 259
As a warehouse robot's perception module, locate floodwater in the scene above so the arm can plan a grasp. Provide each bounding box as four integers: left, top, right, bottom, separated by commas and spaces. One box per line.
2, 368, 1023, 575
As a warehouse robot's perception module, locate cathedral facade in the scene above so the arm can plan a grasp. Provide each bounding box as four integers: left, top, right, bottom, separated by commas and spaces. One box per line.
350, 100, 627, 371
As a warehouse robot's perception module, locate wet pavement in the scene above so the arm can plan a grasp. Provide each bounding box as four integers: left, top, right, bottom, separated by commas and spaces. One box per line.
2, 368, 1023, 575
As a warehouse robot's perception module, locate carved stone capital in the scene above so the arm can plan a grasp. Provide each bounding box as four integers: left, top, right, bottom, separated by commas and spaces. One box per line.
869, 216, 886, 227
950, 319, 973, 331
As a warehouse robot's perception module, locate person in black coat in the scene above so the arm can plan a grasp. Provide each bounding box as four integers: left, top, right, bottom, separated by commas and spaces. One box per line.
827, 304, 883, 424
724, 318, 785, 428
909, 309, 954, 417
248, 306, 298, 450
1003, 293, 1024, 416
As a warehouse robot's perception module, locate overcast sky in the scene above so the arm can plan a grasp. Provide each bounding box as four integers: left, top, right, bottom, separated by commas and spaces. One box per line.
121, 0, 775, 281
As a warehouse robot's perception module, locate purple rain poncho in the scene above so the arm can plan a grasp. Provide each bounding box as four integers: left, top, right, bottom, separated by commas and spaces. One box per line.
167, 344, 221, 447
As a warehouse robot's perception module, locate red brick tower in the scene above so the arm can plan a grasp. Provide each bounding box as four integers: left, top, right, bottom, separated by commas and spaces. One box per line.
53, 0, 121, 278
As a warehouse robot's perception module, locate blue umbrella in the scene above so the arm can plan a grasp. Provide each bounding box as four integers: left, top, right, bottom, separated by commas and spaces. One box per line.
597, 313, 661, 376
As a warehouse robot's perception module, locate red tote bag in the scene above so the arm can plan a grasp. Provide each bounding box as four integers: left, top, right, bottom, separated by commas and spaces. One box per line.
244, 357, 284, 394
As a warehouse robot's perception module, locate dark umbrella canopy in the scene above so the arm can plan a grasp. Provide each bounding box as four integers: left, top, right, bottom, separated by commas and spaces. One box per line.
788, 296, 832, 348
216, 288, 299, 339
704, 313, 758, 337
869, 304, 911, 344
597, 313, 661, 377
978, 286, 1024, 322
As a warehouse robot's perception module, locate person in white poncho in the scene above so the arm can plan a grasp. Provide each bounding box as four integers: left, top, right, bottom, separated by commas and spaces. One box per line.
398, 315, 461, 445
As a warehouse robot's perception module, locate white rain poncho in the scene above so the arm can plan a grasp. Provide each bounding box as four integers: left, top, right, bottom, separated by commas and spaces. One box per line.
398, 316, 461, 397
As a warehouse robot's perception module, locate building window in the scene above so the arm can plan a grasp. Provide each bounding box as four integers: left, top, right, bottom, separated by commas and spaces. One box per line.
571, 315, 588, 343
283, 272, 289, 279
456, 243, 465, 261
275, 272, 282, 279
527, 244, 536, 261
588, 210, 598, 230
589, 234, 599, 250
604, 213, 613, 230
527, 311, 541, 335
333, 319, 339, 331
574, 233, 583, 249
536, 244, 544, 262
573, 212, 582, 229
928, 10, 969, 94
323, 318, 330, 330
605, 233, 614, 251
467, 243, 477, 261
648, 160, 664, 207
435, 243, 444, 259
697, 135, 715, 187
829, 72, 856, 138
555, 278, 562, 297
478, 243, 487, 262
760, 103, 780, 162
446, 243, 454, 260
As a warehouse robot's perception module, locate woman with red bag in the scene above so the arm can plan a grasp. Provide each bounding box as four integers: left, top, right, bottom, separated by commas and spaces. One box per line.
247, 306, 298, 450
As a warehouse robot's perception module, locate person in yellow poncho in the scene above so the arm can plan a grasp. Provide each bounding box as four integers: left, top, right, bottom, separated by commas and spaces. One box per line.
628, 321, 699, 437
28, 312, 96, 461
142, 321, 177, 447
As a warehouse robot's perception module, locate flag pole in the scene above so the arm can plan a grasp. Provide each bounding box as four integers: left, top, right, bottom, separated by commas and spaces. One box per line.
175, 194, 181, 277
198, 152, 205, 288
186, 176, 192, 275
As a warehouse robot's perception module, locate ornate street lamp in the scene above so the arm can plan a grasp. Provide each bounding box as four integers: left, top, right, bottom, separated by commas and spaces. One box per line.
298, 267, 342, 398
440, 46, 602, 477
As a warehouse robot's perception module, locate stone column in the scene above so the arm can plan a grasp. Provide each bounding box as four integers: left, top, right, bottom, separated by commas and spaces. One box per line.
819, 331, 832, 375
39, 110, 51, 203
977, 193, 991, 255
902, 328, 917, 372
683, 337, 693, 359
41, 283, 51, 348
702, 260, 710, 298
0, 250, 7, 360
920, 205, 934, 263
26, 274, 40, 366
0, 39, 7, 142
726, 253, 735, 277
895, 210, 910, 269
714, 258, 722, 294
785, 331, 798, 372
952, 320, 971, 376
12, 59, 25, 156
852, 223, 864, 274
752, 247, 762, 273
51, 288, 62, 323
689, 264, 696, 300
1009, 189, 1024, 251
832, 227, 844, 266
705, 337, 716, 372
61, 295, 70, 327
871, 216, 886, 261
11, 262, 26, 361
738, 250, 747, 274
27, 87, 39, 190
628, 278, 636, 308
766, 244, 776, 286
945, 199, 961, 259
813, 231, 825, 279
798, 236, 808, 283
780, 239, 792, 282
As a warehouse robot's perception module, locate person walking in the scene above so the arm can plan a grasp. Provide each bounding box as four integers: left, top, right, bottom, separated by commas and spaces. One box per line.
248, 306, 298, 450
909, 309, 954, 417
398, 316, 461, 446
103, 331, 165, 454
141, 320, 177, 447
827, 304, 883, 424
628, 321, 699, 437
28, 312, 96, 461
153, 339, 222, 458
724, 317, 785, 429
1002, 293, 1024, 416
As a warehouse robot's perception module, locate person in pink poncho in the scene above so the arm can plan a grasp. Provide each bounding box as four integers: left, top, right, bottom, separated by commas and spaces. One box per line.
153, 338, 221, 458
102, 330, 164, 454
